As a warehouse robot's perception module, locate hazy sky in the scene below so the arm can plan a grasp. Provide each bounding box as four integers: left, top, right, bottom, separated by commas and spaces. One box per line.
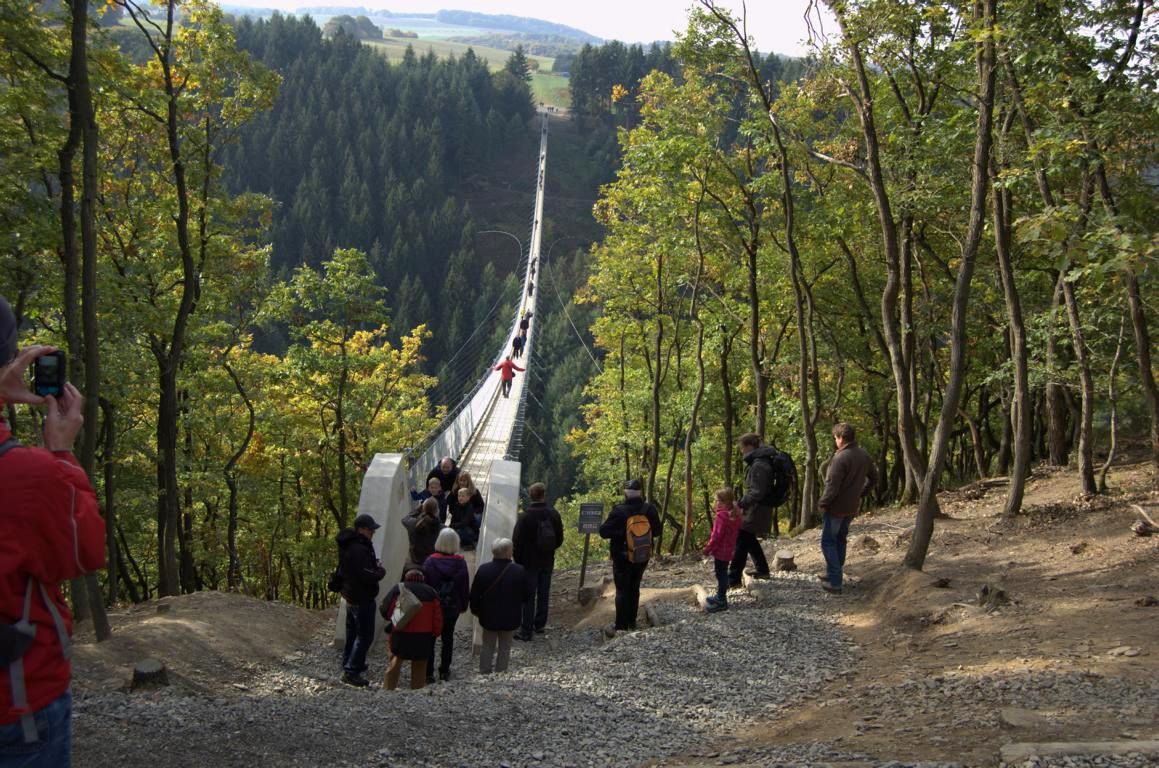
221, 0, 832, 57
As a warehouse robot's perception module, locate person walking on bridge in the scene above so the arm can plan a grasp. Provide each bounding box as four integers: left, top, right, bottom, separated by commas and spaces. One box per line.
493, 355, 524, 398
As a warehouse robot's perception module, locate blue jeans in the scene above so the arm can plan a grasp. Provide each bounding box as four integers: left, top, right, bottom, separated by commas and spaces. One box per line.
342, 597, 376, 674
713, 558, 730, 603
820, 513, 852, 588
0, 689, 72, 768
521, 568, 553, 634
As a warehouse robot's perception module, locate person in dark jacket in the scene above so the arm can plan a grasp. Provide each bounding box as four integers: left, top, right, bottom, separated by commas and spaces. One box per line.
728, 433, 777, 587
402, 498, 441, 573
450, 471, 485, 529
599, 479, 662, 634
422, 529, 470, 682
469, 538, 529, 674
818, 423, 878, 594
380, 570, 442, 690
336, 513, 386, 687
512, 482, 564, 641
425, 456, 459, 494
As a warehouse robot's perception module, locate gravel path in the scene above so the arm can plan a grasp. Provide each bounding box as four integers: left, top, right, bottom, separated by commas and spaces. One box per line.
71, 561, 1158, 768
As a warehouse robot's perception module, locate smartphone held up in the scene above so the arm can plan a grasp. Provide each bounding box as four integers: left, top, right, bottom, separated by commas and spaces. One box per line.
32, 350, 65, 397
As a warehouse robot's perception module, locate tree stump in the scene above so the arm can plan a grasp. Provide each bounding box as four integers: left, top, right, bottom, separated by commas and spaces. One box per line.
130, 658, 169, 691
773, 550, 796, 572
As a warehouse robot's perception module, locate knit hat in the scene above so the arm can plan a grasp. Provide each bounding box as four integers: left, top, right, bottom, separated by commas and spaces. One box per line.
0, 296, 16, 366
404, 569, 425, 583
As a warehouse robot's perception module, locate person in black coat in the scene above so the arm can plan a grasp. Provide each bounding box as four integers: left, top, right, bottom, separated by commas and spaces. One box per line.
511, 482, 564, 640
469, 538, 529, 674
425, 456, 459, 495
336, 513, 386, 686
402, 498, 441, 573
599, 479, 662, 634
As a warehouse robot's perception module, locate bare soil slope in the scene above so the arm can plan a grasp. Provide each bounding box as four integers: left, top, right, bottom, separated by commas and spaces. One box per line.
71, 461, 1158, 766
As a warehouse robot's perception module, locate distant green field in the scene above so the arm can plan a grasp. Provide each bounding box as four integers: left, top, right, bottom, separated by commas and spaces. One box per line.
531, 72, 570, 109
363, 37, 553, 74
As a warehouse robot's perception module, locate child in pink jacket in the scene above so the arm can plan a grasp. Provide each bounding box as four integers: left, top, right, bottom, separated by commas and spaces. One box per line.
703, 487, 742, 612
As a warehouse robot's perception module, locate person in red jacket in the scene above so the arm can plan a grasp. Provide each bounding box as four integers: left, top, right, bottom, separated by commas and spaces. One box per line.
379, 570, 442, 690
0, 296, 106, 767
493, 355, 525, 398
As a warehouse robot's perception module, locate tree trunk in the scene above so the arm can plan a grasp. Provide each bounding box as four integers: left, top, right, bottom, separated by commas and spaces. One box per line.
1045, 274, 1071, 466
906, 0, 996, 570
991, 149, 1032, 517
1060, 271, 1097, 494
1099, 313, 1125, 492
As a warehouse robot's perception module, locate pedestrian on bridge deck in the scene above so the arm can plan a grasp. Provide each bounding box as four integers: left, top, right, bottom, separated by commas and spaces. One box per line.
511, 334, 524, 359
493, 356, 525, 398
447, 487, 480, 550
412, 476, 448, 524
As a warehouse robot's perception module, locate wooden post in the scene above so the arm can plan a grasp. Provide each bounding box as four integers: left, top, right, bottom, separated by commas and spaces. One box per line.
578, 533, 591, 599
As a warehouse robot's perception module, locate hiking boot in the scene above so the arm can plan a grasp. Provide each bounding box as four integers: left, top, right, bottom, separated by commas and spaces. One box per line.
514, 630, 533, 642
438, 669, 450, 682
821, 584, 843, 595
706, 600, 729, 613
341, 671, 369, 688
748, 571, 772, 580
533, 626, 546, 635
426, 673, 436, 684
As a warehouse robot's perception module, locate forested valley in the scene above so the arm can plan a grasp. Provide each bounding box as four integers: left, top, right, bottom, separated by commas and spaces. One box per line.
0, 0, 1156, 624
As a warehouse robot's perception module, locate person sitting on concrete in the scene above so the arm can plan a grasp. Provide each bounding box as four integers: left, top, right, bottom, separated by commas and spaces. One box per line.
411, 476, 448, 523
450, 470, 485, 529
380, 570, 442, 690
447, 487, 480, 550
512, 482, 564, 640
422, 529, 470, 683
469, 538, 529, 674
402, 498, 441, 574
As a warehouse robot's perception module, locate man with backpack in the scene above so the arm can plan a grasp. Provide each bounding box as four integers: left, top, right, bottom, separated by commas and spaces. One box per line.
0, 296, 106, 767
335, 513, 386, 687
511, 483, 564, 641
599, 479, 661, 635
729, 433, 794, 587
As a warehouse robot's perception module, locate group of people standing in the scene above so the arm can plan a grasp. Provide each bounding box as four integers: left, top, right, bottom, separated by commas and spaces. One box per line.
335, 419, 876, 689
699, 425, 876, 612
334, 455, 565, 689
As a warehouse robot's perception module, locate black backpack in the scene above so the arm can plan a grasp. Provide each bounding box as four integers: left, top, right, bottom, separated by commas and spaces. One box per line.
536, 515, 557, 554
761, 449, 797, 508
438, 578, 457, 615
327, 567, 343, 593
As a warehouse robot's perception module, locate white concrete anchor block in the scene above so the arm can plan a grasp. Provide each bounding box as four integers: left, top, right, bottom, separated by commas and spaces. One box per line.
335, 453, 413, 646
472, 459, 521, 650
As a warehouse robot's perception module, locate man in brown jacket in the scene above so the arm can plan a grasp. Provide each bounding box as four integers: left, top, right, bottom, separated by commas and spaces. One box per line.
818, 423, 877, 594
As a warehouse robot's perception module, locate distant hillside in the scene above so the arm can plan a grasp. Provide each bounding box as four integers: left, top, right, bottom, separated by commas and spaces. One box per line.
435, 10, 600, 42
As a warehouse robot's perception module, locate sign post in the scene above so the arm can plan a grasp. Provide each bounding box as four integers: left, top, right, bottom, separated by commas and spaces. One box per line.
577, 502, 604, 597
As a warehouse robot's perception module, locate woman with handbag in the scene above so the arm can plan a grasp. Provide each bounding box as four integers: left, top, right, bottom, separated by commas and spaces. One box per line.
379, 570, 442, 690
